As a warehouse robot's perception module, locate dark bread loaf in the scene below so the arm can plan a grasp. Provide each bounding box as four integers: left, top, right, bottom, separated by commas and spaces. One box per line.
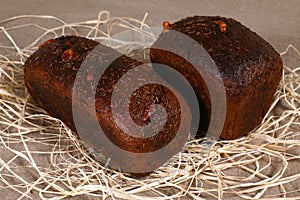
24, 35, 191, 175
150, 16, 283, 139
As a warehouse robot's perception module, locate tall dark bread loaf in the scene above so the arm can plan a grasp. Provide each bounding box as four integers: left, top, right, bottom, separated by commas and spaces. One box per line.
24, 35, 191, 175
150, 16, 283, 139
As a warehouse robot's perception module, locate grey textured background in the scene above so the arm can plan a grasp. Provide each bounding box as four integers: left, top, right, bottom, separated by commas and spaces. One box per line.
1, 0, 299, 52
0, 0, 299, 199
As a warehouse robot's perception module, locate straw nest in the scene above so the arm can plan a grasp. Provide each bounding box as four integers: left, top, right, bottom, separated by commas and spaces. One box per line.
0, 11, 299, 200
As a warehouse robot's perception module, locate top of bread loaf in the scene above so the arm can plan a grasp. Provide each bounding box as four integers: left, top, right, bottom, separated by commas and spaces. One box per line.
154, 16, 282, 100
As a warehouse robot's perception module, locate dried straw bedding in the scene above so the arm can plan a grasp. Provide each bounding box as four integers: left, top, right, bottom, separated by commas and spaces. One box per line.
0, 12, 299, 199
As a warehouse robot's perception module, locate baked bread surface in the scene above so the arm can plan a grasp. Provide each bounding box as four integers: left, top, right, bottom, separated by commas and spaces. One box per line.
150, 16, 283, 139
24, 35, 191, 174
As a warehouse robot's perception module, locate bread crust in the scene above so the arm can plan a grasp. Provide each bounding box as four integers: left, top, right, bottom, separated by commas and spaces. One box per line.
24, 35, 191, 175
150, 16, 283, 139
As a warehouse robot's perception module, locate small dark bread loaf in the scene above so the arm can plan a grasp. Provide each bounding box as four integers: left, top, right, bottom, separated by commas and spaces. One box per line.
150, 16, 283, 139
24, 35, 191, 175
